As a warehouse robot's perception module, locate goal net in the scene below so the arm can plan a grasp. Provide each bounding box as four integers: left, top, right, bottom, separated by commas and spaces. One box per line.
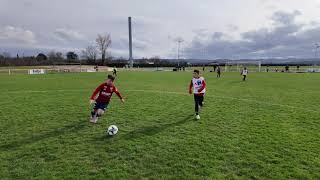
224, 61, 262, 72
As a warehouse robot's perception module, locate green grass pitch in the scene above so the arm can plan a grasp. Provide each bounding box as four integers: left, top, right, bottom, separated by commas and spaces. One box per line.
0, 71, 319, 179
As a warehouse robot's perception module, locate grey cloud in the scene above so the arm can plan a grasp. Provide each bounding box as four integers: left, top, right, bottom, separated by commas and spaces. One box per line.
117, 36, 149, 51
132, 39, 149, 50
271, 10, 301, 25
22, 0, 33, 8
0, 25, 37, 44
192, 29, 210, 37
53, 28, 86, 42
185, 11, 319, 59
212, 32, 224, 40
226, 25, 239, 31
1, 0, 320, 59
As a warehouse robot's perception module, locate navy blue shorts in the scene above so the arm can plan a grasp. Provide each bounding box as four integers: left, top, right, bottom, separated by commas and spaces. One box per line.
94, 102, 109, 111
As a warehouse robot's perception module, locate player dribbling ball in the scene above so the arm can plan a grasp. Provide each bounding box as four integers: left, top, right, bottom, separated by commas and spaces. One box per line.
89, 75, 125, 124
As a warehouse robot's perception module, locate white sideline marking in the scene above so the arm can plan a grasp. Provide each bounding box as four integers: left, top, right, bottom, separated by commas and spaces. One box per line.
1, 89, 318, 113
2, 89, 87, 94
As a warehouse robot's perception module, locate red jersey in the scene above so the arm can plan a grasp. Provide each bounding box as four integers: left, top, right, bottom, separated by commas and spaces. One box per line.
90, 83, 123, 103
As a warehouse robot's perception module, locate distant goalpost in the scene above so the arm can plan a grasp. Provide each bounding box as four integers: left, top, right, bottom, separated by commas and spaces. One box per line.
224, 61, 262, 72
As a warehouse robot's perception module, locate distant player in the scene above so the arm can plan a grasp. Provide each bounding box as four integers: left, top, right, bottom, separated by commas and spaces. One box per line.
89, 75, 124, 123
241, 67, 248, 81
216, 66, 221, 78
94, 65, 99, 72
285, 65, 289, 72
113, 67, 117, 76
189, 70, 206, 120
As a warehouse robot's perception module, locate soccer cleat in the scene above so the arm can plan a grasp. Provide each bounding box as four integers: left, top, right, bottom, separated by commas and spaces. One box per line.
195, 115, 201, 120
90, 116, 98, 124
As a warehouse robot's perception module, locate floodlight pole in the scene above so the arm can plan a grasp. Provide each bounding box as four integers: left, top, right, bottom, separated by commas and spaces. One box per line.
178, 41, 181, 60
177, 39, 183, 67
316, 43, 320, 59
128, 17, 133, 68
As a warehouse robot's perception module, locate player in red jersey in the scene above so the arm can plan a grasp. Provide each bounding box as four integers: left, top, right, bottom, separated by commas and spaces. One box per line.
89, 75, 124, 123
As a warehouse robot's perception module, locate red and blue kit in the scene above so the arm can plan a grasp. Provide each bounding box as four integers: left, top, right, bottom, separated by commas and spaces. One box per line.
90, 83, 123, 110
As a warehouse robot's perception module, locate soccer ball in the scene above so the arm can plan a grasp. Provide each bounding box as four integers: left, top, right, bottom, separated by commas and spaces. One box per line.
107, 125, 118, 136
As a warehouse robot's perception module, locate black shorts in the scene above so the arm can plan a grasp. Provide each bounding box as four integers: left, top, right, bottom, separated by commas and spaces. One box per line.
194, 95, 204, 103
94, 102, 109, 111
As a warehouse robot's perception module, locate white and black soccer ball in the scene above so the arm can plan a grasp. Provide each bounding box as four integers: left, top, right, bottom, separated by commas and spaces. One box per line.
107, 125, 118, 136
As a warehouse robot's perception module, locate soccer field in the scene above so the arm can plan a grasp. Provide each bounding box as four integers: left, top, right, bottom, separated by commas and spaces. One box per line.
0, 71, 319, 179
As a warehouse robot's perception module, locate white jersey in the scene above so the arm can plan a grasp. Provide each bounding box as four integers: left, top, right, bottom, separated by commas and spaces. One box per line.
242, 69, 248, 75
192, 77, 206, 94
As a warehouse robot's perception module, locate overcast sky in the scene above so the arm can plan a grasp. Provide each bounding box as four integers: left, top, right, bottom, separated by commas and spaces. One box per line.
1, 0, 320, 59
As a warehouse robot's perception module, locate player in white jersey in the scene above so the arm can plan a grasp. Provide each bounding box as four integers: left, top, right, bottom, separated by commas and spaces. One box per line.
189, 70, 206, 120
241, 67, 249, 81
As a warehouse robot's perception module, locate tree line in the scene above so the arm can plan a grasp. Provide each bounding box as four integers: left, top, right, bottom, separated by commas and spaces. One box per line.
0, 34, 111, 66
0, 33, 186, 67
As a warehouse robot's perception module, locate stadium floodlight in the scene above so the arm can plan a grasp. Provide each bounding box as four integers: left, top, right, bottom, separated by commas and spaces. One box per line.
315, 43, 320, 59
175, 38, 184, 67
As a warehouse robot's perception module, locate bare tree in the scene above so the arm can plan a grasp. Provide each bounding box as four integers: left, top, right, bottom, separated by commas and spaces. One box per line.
55, 52, 64, 60
96, 34, 111, 65
48, 51, 57, 61
48, 51, 64, 61
66, 51, 78, 62
81, 45, 98, 63
2, 52, 11, 59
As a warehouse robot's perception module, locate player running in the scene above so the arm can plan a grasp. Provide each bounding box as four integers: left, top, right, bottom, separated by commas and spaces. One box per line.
89, 75, 124, 124
216, 65, 221, 78
113, 67, 117, 76
241, 67, 248, 81
189, 70, 206, 120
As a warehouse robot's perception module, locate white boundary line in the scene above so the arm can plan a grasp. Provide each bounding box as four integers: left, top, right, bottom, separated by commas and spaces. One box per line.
1, 90, 87, 94
0, 89, 318, 113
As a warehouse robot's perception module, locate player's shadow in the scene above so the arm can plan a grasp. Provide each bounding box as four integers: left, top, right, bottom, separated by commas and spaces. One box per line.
0, 121, 87, 151
123, 114, 194, 140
